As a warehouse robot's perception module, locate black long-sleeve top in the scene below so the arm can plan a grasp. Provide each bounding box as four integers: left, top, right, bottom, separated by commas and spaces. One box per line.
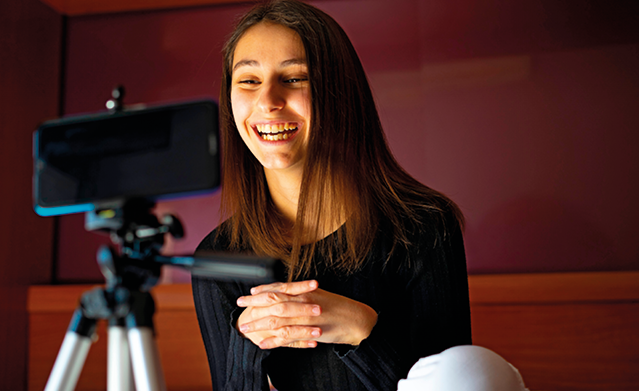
191, 209, 471, 391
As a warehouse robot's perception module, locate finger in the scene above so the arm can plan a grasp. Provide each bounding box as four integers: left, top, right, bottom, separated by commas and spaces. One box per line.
285, 340, 318, 349
251, 280, 318, 296
260, 339, 317, 349
241, 302, 321, 324
237, 290, 319, 308
249, 282, 284, 295
257, 327, 322, 349
240, 314, 322, 334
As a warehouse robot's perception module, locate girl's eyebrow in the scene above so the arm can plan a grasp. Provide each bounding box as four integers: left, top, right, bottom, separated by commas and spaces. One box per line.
280, 58, 307, 68
233, 59, 259, 72
233, 58, 307, 72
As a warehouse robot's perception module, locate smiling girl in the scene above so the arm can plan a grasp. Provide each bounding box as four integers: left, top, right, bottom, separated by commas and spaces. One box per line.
192, 1, 527, 390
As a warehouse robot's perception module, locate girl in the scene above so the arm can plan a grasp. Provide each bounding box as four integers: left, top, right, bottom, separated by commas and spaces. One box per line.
192, 1, 527, 390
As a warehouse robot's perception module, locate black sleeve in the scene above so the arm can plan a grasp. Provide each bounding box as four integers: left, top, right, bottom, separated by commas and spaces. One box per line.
335, 213, 472, 390
191, 230, 272, 391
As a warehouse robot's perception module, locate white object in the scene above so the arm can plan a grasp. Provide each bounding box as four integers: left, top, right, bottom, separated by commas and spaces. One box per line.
397, 345, 529, 391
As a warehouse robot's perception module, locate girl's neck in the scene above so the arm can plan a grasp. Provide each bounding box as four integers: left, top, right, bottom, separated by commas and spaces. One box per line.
264, 166, 303, 225
264, 166, 345, 243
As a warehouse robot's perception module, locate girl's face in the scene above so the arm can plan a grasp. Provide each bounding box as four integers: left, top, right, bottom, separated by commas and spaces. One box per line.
231, 22, 311, 174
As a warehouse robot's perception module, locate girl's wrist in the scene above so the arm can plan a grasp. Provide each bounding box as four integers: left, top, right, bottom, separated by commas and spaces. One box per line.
350, 303, 378, 346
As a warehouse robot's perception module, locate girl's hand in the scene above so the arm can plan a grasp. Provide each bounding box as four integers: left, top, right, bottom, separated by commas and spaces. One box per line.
236, 280, 378, 350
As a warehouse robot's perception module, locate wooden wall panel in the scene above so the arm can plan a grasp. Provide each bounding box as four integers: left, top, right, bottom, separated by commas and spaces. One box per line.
470, 271, 639, 390
472, 303, 639, 391
29, 272, 639, 391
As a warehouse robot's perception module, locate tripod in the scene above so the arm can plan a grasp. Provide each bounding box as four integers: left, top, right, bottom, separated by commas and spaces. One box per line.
44, 199, 282, 391
45, 284, 165, 391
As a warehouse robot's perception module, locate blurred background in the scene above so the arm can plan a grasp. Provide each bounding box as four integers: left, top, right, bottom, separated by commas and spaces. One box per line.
2, 0, 638, 389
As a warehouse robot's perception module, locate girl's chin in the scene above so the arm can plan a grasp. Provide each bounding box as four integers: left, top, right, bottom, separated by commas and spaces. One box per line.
260, 158, 306, 173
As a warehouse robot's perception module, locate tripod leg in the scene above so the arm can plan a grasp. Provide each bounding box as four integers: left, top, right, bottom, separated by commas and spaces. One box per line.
124, 291, 167, 391
45, 309, 96, 391
108, 323, 134, 391
128, 327, 167, 391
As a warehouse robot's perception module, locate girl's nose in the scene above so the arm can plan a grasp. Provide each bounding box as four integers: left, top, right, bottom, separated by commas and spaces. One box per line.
257, 82, 285, 113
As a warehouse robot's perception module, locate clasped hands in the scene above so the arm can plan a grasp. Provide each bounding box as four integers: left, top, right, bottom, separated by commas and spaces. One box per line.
236, 280, 378, 350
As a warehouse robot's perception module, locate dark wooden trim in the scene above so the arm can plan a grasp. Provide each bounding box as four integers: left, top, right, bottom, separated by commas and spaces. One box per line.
39, 0, 251, 16
468, 271, 639, 304
29, 271, 639, 312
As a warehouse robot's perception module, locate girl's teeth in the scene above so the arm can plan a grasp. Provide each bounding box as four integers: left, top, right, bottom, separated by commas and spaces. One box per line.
256, 122, 298, 140
261, 133, 291, 141
256, 123, 297, 134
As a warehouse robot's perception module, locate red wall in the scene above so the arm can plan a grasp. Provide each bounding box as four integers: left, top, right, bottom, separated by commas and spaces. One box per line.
0, 0, 61, 388
57, 0, 639, 282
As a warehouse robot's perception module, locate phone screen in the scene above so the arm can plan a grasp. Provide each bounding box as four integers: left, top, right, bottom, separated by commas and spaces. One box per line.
33, 100, 219, 216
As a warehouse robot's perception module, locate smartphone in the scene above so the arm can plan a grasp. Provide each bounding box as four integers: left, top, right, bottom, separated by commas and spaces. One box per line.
33, 100, 219, 216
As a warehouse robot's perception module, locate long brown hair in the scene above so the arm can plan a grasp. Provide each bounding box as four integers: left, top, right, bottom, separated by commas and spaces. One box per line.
218, 0, 463, 280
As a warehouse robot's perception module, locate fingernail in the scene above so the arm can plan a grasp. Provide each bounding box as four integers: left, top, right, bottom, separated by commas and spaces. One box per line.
239, 324, 249, 333
312, 329, 321, 337
237, 297, 245, 306
250, 287, 257, 294
312, 305, 321, 315
309, 280, 318, 289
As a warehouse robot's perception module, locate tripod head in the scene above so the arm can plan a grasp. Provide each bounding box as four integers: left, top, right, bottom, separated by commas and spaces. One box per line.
85, 198, 182, 292
85, 198, 284, 293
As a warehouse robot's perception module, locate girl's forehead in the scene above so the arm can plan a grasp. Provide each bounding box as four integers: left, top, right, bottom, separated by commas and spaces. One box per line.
232, 22, 306, 68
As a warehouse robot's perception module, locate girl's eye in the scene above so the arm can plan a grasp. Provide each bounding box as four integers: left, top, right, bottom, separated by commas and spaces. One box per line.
239, 80, 260, 84
284, 77, 308, 84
